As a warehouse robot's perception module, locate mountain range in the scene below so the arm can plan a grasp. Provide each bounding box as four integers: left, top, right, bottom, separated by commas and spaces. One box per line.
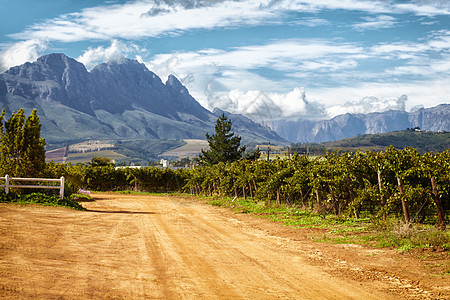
0, 53, 285, 146
0, 53, 448, 148
266, 104, 450, 143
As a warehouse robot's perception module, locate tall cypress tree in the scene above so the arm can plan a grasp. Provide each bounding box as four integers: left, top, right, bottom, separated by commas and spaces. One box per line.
197, 113, 245, 165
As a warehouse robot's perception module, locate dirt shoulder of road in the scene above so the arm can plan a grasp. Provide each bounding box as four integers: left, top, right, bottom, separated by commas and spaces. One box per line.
194, 195, 450, 298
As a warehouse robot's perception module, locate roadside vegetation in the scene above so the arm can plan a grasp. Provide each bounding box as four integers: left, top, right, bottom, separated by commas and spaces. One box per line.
206, 195, 450, 251
0, 191, 85, 210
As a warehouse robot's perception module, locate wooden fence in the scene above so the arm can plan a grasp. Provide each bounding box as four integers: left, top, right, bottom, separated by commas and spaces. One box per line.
0, 175, 65, 199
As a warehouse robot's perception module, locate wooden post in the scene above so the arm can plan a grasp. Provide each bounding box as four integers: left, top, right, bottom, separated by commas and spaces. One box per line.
431, 177, 446, 231
377, 171, 386, 221
328, 184, 338, 215
346, 177, 358, 219
315, 189, 321, 206
397, 177, 410, 225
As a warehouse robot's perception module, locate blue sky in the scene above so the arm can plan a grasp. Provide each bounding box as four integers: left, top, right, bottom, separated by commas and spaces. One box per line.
0, 0, 449, 121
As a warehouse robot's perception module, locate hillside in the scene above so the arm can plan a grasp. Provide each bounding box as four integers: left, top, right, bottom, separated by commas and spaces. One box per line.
291, 130, 450, 155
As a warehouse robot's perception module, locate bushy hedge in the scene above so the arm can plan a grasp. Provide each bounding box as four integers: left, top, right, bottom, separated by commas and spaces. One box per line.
44, 162, 189, 193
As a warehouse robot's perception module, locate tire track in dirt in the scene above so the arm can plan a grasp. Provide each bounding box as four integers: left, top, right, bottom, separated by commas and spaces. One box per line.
135, 195, 395, 299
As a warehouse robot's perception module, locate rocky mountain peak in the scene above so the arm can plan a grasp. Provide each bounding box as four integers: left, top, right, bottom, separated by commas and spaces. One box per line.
166, 75, 186, 91
5, 53, 87, 83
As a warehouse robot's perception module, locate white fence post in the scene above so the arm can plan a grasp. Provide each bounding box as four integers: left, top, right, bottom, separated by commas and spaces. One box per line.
5, 174, 9, 194
60, 176, 65, 199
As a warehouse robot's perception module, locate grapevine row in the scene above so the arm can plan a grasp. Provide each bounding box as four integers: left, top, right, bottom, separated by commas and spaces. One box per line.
186, 147, 449, 229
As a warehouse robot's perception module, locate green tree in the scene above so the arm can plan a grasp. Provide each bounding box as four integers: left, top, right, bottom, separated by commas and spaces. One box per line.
0, 109, 46, 177
197, 114, 245, 165
243, 148, 261, 161
90, 155, 113, 167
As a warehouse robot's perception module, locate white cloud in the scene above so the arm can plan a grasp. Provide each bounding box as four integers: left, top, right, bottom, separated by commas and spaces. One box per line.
371, 30, 450, 57
77, 40, 147, 69
10, 0, 279, 43
326, 95, 407, 117
308, 79, 450, 115
143, 39, 364, 115
202, 87, 327, 122
9, 0, 450, 45
146, 38, 363, 76
0, 39, 48, 72
352, 15, 397, 31
394, 2, 450, 16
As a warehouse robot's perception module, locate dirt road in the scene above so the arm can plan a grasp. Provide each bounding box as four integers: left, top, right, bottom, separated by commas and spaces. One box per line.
0, 193, 448, 299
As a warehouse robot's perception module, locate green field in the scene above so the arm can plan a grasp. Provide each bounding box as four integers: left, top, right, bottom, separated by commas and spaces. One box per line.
65, 150, 127, 164
162, 139, 209, 158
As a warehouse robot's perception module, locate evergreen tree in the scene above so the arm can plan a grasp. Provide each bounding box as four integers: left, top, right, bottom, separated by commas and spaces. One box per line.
197, 113, 245, 165
0, 109, 46, 177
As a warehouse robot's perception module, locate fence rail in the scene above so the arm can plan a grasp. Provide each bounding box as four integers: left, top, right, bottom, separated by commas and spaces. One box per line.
0, 175, 65, 199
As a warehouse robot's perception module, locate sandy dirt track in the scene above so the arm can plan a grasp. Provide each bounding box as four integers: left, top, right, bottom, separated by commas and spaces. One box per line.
0, 193, 449, 299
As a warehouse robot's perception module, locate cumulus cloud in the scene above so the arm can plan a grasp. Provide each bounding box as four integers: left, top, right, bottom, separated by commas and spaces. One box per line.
77, 40, 147, 69
201, 87, 327, 121
308, 79, 450, 115
225, 88, 326, 121
0, 39, 48, 72
326, 95, 407, 117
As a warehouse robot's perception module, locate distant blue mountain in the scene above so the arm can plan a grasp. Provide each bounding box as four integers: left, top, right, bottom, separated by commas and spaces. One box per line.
266, 104, 450, 143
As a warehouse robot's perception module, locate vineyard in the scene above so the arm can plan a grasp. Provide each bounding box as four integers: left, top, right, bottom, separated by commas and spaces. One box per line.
43, 146, 450, 229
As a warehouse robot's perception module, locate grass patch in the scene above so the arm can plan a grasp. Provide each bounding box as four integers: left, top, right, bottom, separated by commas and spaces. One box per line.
368, 221, 450, 251
65, 149, 127, 164
205, 196, 450, 251
0, 192, 85, 210
71, 193, 94, 202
